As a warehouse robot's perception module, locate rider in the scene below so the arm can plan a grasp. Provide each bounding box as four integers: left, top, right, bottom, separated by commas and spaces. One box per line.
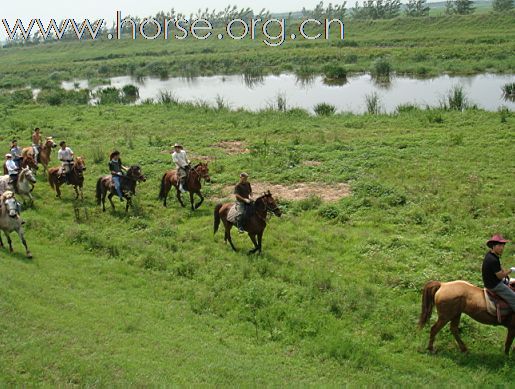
5, 153, 19, 190
32, 128, 42, 163
109, 150, 128, 202
482, 234, 515, 312
234, 172, 253, 233
172, 143, 190, 193
57, 141, 74, 184
10, 140, 22, 169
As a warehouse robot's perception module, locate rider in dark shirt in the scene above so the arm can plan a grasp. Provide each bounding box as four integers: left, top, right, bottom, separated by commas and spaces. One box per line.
234, 172, 253, 233
109, 151, 128, 201
482, 234, 514, 312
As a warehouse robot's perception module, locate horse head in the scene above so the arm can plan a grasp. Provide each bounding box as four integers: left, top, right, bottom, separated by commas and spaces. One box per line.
1, 191, 19, 218
127, 165, 146, 182
45, 137, 57, 149
20, 167, 37, 184
194, 162, 211, 182
258, 191, 282, 217
23, 155, 38, 171
73, 157, 86, 176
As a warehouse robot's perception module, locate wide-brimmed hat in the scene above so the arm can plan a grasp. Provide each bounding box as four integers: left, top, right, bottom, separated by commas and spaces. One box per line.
486, 234, 511, 248
240, 172, 249, 178
173, 143, 182, 148
5, 153, 12, 158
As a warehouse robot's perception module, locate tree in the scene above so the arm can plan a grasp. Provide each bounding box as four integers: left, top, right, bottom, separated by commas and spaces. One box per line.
445, 0, 475, 14
405, 0, 430, 16
492, 0, 514, 11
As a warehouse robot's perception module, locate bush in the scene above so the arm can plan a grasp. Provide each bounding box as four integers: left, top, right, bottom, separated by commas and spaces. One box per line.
502, 82, 515, 100
96, 87, 122, 104
323, 64, 347, 81
441, 85, 469, 111
314, 103, 336, 116
122, 84, 139, 103
10, 89, 34, 105
372, 58, 392, 78
37, 88, 90, 106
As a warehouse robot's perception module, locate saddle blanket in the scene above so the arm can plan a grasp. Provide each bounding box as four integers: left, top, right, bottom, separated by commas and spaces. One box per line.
227, 203, 239, 224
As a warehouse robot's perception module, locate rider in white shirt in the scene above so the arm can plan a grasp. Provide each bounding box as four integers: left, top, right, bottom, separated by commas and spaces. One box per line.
172, 143, 190, 193
5, 153, 19, 187
58, 141, 74, 183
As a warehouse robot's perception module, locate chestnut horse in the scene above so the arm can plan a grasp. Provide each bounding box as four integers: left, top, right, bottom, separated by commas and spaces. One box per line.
22, 137, 57, 174
48, 157, 86, 199
214, 191, 282, 254
419, 280, 515, 355
158, 162, 210, 210
96, 165, 146, 212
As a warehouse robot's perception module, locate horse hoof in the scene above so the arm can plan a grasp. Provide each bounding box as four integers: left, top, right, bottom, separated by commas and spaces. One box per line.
27, 253, 33, 259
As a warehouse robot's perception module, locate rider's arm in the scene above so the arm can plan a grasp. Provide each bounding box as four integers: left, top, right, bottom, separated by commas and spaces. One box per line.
496, 268, 512, 280
235, 194, 251, 203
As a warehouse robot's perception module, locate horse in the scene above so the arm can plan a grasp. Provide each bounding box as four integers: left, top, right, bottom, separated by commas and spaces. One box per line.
158, 162, 211, 210
96, 165, 146, 212
0, 191, 32, 258
3, 154, 38, 175
48, 157, 86, 199
419, 280, 515, 355
0, 167, 37, 205
22, 137, 57, 175
214, 191, 282, 254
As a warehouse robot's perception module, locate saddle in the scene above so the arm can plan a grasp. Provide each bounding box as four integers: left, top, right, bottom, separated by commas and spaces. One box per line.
484, 280, 515, 324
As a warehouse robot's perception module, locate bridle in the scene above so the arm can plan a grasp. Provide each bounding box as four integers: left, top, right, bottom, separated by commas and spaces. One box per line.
190, 164, 210, 181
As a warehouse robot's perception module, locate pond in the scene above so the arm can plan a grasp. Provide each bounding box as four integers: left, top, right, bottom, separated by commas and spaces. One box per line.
62, 73, 515, 114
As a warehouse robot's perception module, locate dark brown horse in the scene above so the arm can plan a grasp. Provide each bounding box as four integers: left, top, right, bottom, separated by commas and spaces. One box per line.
419, 280, 515, 355
96, 165, 146, 212
22, 137, 57, 175
158, 162, 211, 210
3, 154, 38, 175
48, 157, 86, 199
214, 191, 282, 254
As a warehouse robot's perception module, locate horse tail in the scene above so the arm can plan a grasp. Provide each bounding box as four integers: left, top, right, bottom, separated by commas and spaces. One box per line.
96, 177, 102, 205
158, 173, 167, 200
418, 281, 441, 329
214, 203, 223, 234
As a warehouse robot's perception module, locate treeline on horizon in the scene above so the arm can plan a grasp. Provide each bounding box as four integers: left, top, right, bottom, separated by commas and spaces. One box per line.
1, 0, 514, 46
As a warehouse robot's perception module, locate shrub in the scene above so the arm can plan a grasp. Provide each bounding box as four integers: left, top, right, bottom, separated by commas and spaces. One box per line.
10, 89, 34, 105
372, 58, 392, 78
122, 84, 139, 103
323, 64, 347, 81
96, 87, 122, 104
502, 82, 515, 100
314, 103, 336, 116
441, 85, 469, 111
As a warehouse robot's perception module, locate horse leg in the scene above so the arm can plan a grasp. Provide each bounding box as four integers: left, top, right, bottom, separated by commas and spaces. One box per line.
126, 197, 131, 213
5, 232, 13, 253
17, 229, 32, 258
449, 315, 467, 353
194, 191, 204, 210
0, 232, 4, 248
176, 189, 185, 208
248, 233, 259, 254
189, 191, 195, 211
505, 326, 515, 355
101, 189, 107, 212
428, 317, 449, 353
74, 185, 79, 199
55, 181, 62, 198
80, 185, 84, 200
225, 225, 237, 252
108, 193, 116, 210
257, 232, 263, 254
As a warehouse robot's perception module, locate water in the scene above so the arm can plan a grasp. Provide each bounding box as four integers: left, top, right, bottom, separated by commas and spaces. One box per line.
62, 73, 515, 114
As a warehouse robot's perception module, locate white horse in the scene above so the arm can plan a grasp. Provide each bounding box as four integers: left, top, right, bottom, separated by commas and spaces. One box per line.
0, 167, 37, 205
0, 191, 31, 258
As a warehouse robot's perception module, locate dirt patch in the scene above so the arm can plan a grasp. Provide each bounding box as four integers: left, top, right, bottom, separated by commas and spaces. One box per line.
302, 160, 322, 167
213, 141, 250, 155
215, 182, 351, 202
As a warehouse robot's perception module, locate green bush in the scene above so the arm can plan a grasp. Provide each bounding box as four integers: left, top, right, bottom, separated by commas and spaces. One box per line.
314, 103, 337, 116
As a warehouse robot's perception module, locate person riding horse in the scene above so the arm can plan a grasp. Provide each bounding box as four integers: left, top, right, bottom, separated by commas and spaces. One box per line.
57, 141, 74, 184
172, 143, 190, 193
482, 234, 515, 312
32, 128, 42, 164
5, 154, 19, 190
10, 140, 22, 169
109, 150, 128, 202
234, 172, 253, 233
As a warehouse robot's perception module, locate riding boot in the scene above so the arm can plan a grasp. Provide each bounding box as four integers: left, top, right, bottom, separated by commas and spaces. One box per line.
237, 218, 245, 233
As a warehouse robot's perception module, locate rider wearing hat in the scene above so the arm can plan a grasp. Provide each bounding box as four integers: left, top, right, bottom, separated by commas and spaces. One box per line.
5, 153, 19, 188
172, 143, 190, 193
234, 172, 253, 233
482, 234, 515, 312
109, 150, 128, 202
10, 139, 22, 169
57, 141, 74, 184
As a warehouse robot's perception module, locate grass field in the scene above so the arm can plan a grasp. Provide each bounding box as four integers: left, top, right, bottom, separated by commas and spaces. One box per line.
0, 12, 514, 91
0, 101, 514, 384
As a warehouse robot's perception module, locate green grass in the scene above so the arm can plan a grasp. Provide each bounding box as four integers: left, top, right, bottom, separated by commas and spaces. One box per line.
0, 102, 514, 385
0, 12, 514, 90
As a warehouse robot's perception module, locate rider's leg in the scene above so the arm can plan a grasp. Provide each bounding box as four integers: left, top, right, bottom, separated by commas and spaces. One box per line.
113, 175, 124, 201
491, 282, 515, 312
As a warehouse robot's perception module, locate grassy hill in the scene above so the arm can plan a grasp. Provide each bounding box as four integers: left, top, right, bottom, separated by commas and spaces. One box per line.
0, 101, 514, 384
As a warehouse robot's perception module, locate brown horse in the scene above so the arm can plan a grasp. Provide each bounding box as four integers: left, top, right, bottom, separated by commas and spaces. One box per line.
419, 280, 515, 355
48, 157, 86, 199
214, 191, 282, 254
158, 162, 211, 210
96, 165, 146, 212
3, 154, 38, 175
22, 137, 57, 175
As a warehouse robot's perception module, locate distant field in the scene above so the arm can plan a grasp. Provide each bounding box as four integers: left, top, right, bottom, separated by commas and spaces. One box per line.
0, 12, 513, 91
0, 101, 513, 384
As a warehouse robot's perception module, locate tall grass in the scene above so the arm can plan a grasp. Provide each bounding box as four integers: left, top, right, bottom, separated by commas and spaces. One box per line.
440, 85, 469, 110
365, 92, 382, 114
